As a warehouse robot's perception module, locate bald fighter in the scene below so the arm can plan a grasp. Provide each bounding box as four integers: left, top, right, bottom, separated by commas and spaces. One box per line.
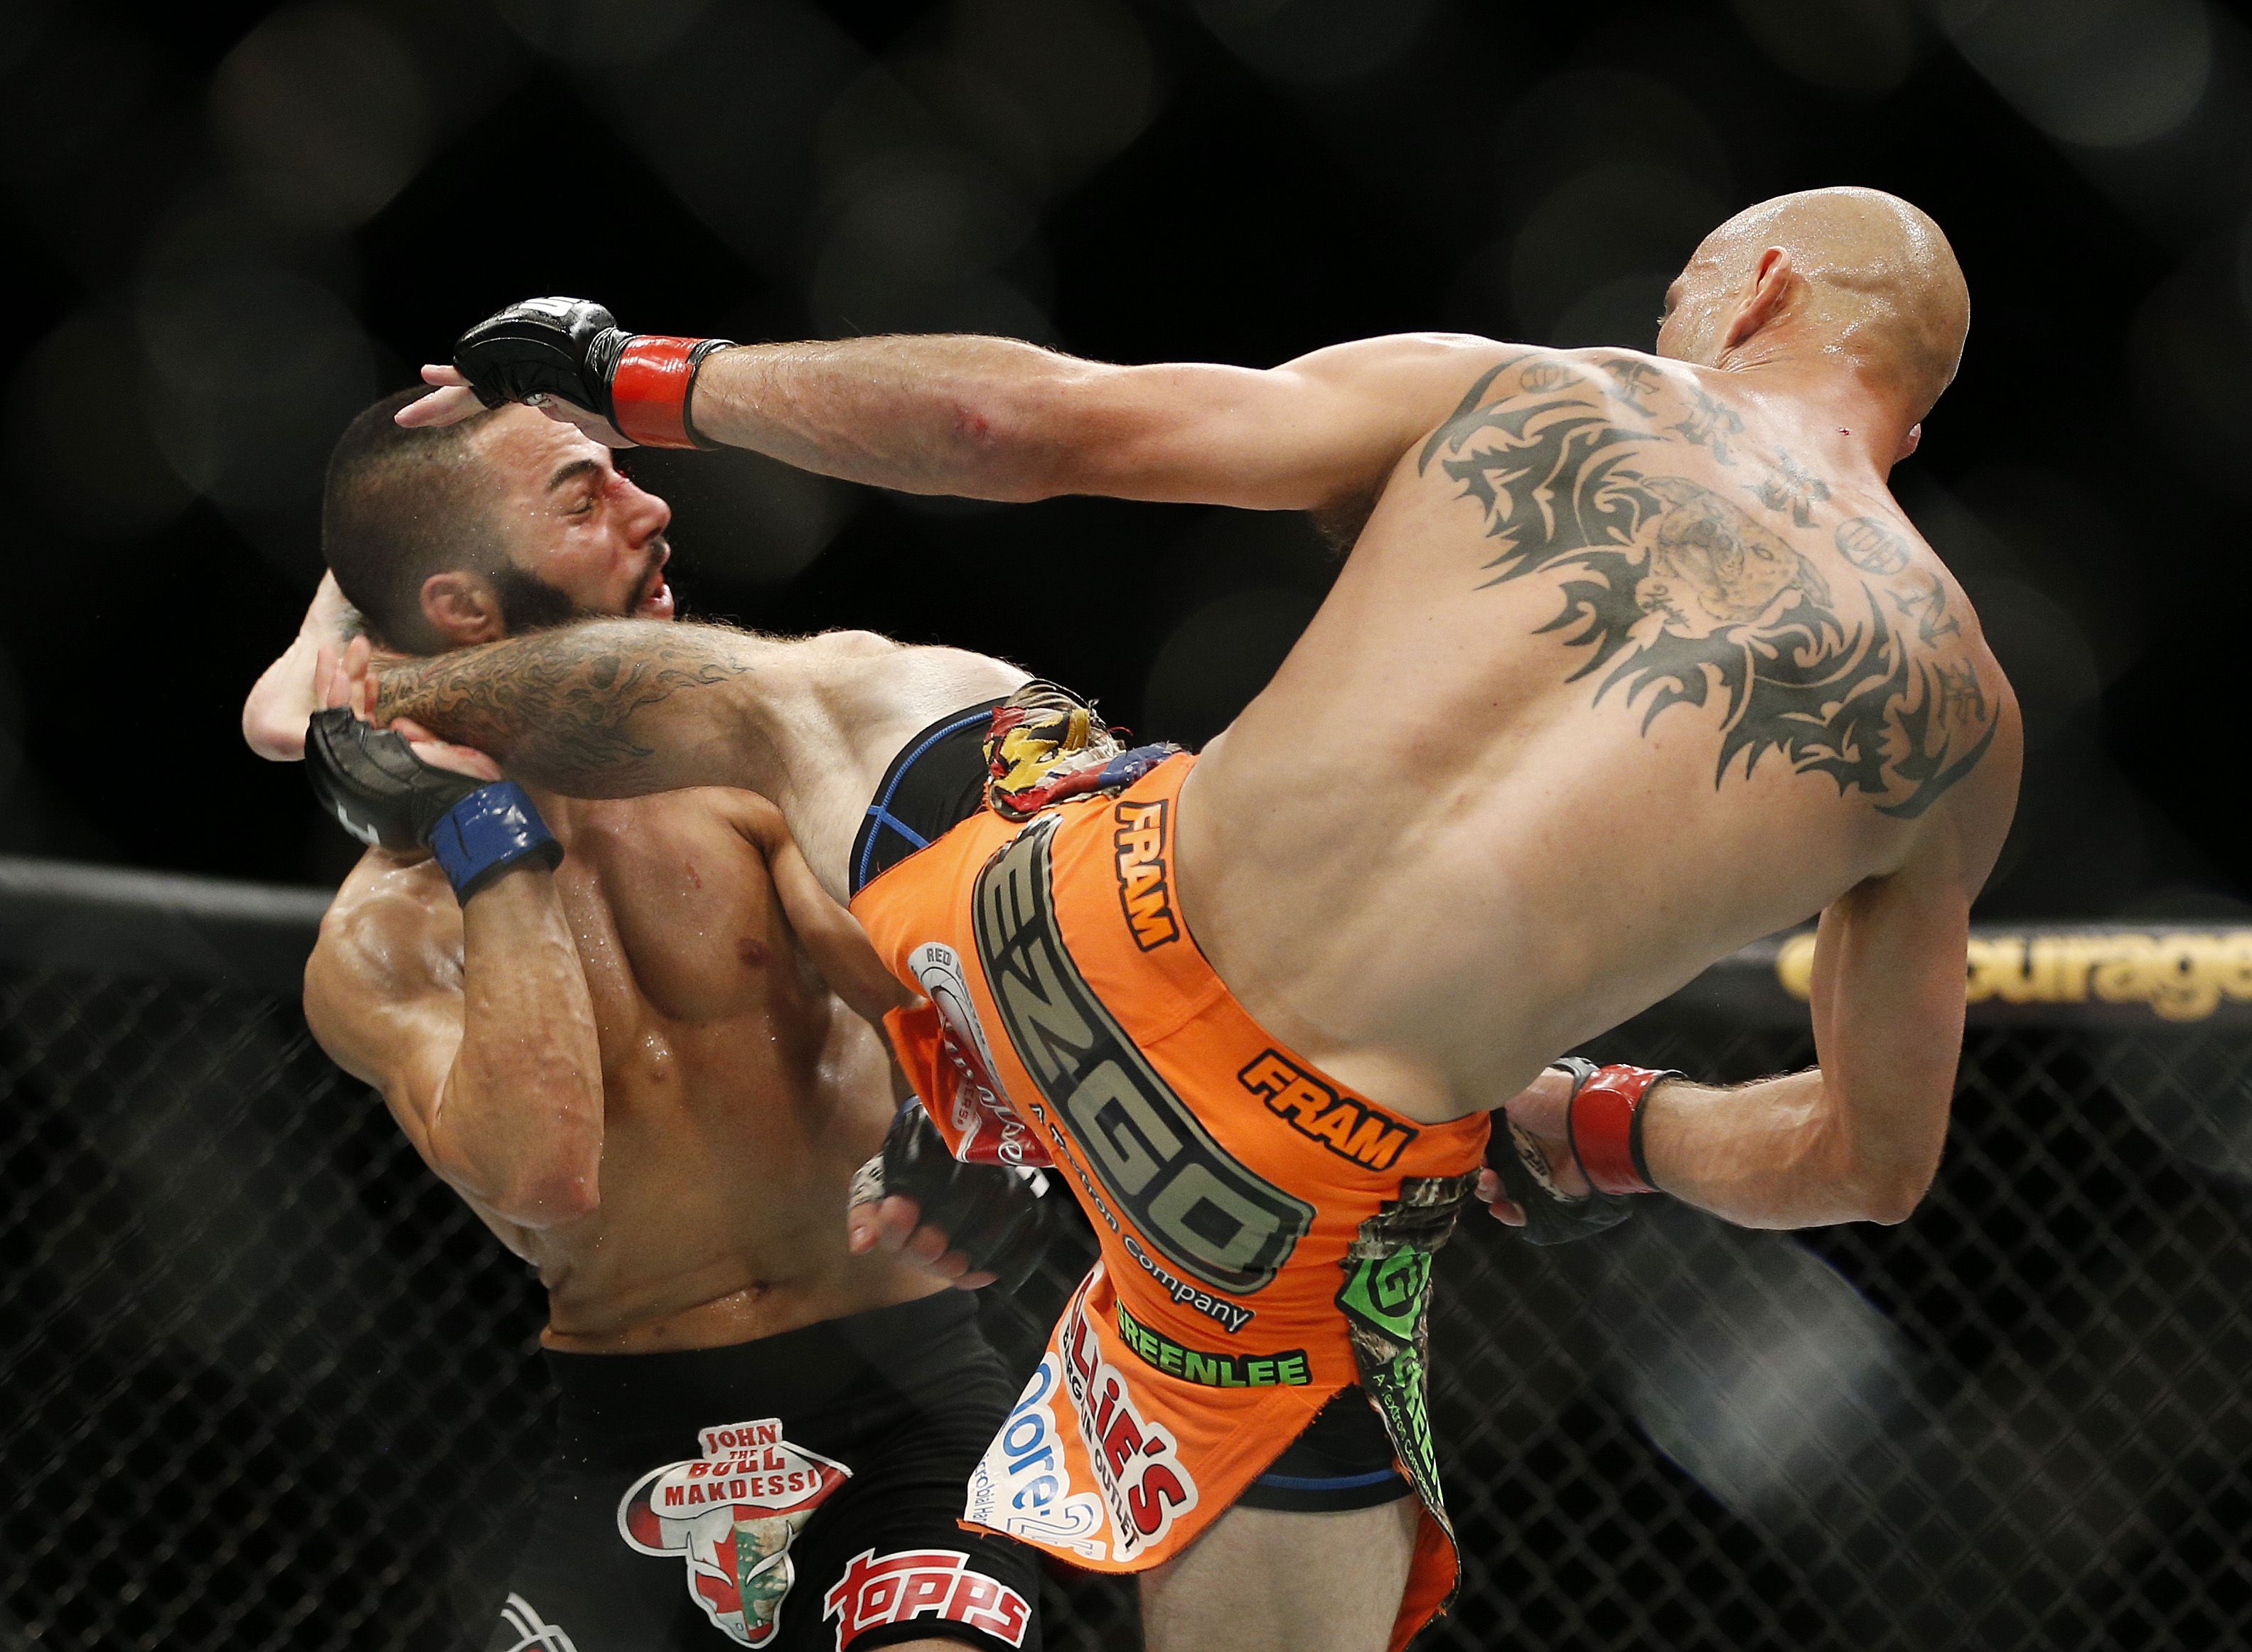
348, 187, 2017, 1652
247, 394, 1050, 1652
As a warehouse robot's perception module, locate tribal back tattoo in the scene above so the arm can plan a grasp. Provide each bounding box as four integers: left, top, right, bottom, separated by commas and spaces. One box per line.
1416, 355, 1996, 819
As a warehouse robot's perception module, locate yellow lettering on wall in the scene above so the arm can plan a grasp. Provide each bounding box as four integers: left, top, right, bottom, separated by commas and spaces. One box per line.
1776, 933, 1817, 1000
1773, 931, 2252, 1023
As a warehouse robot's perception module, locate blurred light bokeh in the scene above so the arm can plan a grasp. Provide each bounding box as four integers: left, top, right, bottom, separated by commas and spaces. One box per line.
0, 0, 2241, 921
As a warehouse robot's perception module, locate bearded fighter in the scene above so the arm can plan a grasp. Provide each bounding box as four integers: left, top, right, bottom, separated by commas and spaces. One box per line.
331, 187, 2017, 1652
246, 393, 1052, 1652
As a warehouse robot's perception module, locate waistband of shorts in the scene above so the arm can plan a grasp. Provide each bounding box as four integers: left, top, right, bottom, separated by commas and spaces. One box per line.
1051, 753, 1490, 1164
541, 1289, 982, 1434
850, 697, 1007, 899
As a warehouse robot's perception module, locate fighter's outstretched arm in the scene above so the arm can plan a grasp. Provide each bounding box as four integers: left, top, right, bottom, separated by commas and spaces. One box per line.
365, 618, 781, 800
687, 331, 1505, 513
402, 311, 1510, 517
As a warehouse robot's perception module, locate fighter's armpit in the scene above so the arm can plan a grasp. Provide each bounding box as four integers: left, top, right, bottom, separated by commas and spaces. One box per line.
722, 792, 915, 1024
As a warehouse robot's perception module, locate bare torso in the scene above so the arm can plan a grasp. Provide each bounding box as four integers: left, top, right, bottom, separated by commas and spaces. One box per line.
1174, 347, 2014, 1118
749, 635, 1029, 902
368, 340, 2015, 1137
318, 787, 943, 1352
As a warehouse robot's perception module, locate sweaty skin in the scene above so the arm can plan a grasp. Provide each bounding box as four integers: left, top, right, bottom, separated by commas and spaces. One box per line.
369, 186, 2015, 1652
276, 406, 977, 1350
373, 239, 2015, 1228
270, 404, 1011, 1652
305, 782, 945, 1352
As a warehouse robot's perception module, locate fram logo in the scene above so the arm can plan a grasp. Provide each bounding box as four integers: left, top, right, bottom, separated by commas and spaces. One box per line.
1112, 800, 1179, 949
1239, 1050, 1419, 1171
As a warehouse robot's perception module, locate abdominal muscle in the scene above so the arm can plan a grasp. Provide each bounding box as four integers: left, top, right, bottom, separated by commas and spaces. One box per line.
476, 793, 949, 1355
520, 1033, 947, 1354
522, 1076, 945, 1359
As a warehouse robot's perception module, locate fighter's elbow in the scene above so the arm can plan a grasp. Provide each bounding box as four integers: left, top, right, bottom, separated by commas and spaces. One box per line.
429, 1084, 604, 1228
1851, 1173, 1930, 1227
1833, 1146, 1936, 1227
490, 1167, 601, 1229
947, 390, 1082, 503
442, 1143, 601, 1228
957, 360, 1162, 502
1798, 1071, 1945, 1226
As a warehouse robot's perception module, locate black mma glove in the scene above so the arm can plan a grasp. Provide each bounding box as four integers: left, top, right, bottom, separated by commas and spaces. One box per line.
306, 707, 562, 901
452, 297, 734, 449
1488, 1057, 1641, 1245
851, 1103, 1056, 1293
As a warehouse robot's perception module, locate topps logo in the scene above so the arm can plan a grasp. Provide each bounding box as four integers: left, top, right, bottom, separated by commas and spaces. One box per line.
1240, 1050, 1418, 1171
1112, 800, 1179, 948
822, 1550, 1030, 1649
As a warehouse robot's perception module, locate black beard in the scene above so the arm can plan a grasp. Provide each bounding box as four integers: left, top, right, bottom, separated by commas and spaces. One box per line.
488, 564, 589, 633
490, 542, 671, 633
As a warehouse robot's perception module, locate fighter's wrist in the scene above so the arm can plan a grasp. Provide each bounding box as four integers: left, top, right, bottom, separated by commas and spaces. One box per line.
429, 781, 563, 902
1564, 1063, 1683, 1197
449, 298, 737, 451
606, 335, 734, 449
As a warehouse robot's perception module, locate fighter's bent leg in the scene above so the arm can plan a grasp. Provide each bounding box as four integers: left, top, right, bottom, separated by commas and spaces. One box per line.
1139, 1497, 1420, 1652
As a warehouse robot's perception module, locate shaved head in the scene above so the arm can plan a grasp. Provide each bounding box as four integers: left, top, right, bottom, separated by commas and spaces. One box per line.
1659, 187, 1969, 418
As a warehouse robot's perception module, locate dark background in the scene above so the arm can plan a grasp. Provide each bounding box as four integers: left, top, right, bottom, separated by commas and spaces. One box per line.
1, 0, 2246, 916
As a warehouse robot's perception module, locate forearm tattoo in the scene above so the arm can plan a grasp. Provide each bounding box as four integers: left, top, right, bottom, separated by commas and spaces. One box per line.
370, 621, 752, 792
1418, 357, 1996, 817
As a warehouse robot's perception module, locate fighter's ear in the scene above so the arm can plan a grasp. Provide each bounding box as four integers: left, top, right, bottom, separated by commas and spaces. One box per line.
420, 570, 504, 645
1722, 247, 1796, 353
1896, 422, 1923, 462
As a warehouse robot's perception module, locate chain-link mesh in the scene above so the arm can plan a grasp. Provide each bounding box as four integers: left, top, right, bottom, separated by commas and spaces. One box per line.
0, 966, 552, 1651
1420, 1010, 2252, 1652
5, 874, 2250, 1652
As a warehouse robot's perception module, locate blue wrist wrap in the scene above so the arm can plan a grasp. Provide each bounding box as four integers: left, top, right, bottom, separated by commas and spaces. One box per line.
428, 781, 562, 901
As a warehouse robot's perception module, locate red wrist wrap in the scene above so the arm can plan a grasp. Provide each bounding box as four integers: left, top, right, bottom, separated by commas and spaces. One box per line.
1567, 1064, 1674, 1196
609, 335, 720, 449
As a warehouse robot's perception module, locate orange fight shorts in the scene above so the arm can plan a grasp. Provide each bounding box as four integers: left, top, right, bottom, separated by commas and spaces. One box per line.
851, 750, 1489, 1651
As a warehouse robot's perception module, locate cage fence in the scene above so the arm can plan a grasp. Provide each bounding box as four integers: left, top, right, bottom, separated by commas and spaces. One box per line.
3, 856, 2249, 1652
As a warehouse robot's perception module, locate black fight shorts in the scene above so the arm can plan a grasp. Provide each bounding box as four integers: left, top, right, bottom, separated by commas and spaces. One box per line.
488, 1292, 1042, 1652
1233, 1385, 1411, 1512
